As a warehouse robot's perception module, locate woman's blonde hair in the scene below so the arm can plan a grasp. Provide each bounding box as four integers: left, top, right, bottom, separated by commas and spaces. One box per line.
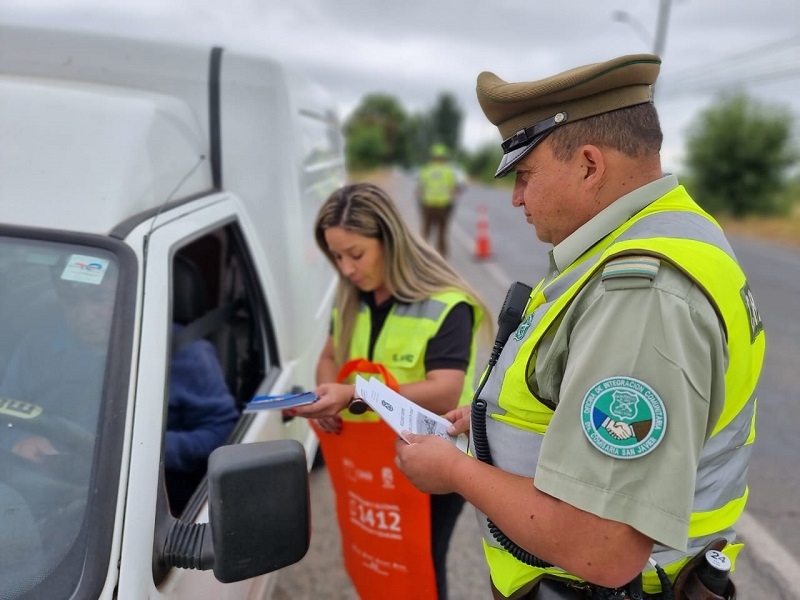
314, 183, 492, 366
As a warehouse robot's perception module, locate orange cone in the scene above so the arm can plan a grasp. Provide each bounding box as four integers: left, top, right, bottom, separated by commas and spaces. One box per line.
474, 204, 492, 260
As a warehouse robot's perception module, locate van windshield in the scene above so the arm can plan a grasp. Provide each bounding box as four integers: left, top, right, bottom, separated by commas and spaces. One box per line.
0, 236, 121, 598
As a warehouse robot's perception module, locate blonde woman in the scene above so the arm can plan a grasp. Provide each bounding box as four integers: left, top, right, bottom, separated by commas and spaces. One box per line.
292, 182, 490, 600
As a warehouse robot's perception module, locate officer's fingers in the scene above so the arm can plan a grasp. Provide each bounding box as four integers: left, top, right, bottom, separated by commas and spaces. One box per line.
401, 430, 420, 444
447, 417, 470, 436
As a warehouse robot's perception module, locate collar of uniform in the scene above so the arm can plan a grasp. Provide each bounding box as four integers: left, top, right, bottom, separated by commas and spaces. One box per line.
551, 174, 679, 272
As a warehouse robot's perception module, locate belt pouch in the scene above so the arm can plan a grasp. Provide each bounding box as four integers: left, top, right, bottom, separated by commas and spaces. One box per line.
672, 539, 737, 600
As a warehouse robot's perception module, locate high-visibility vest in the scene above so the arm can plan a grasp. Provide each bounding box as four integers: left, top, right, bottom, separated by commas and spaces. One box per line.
418, 163, 459, 208
478, 185, 765, 597
333, 290, 484, 422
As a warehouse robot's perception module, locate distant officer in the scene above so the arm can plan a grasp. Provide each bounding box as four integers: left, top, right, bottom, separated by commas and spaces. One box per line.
416, 143, 464, 258
395, 54, 765, 600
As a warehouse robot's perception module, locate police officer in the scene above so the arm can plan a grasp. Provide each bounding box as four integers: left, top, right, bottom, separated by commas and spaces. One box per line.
394, 54, 765, 599
417, 143, 464, 258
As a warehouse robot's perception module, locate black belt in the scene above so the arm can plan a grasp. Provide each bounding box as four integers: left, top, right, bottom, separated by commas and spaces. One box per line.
530, 578, 663, 600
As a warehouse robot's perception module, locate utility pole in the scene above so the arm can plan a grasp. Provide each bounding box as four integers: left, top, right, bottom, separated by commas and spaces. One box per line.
651, 0, 673, 98
612, 0, 674, 98
653, 0, 673, 58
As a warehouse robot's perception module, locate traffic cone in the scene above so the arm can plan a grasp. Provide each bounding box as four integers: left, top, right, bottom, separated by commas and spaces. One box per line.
474, 204, 492, 260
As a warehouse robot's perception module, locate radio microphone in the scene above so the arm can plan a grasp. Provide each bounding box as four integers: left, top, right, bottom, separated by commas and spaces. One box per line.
489, 281, 533, 366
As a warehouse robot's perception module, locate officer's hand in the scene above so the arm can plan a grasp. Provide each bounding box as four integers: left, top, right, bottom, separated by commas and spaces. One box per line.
394, 431, 464, 494
12, 435, 58, 463
443, 405, 471, 436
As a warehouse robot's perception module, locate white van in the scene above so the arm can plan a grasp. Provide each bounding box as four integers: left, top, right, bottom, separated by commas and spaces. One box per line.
0, 23, 344, 599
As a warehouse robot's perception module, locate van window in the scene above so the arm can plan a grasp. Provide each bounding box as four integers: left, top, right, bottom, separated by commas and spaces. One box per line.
0, 236, 129, 598
164, 223, 278, 515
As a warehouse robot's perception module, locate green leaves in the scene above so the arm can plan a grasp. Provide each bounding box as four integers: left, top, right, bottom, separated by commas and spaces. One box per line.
685, 92, 798, 217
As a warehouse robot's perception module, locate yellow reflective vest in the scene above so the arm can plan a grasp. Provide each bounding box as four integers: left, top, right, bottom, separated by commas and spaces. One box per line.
418, 163, 459, 208
334, 290, 484, 422
479, 186, 765, 596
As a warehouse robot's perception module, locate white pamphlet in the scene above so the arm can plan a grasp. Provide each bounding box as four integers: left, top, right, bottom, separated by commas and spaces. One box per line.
354, 375, 469, 453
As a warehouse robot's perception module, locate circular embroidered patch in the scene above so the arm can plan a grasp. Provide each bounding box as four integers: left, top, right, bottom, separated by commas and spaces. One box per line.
580, 376, 666, 459
514, 312, 535, 342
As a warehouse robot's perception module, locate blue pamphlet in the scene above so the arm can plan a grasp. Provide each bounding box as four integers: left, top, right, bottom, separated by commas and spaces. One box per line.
245, 391, 318, 411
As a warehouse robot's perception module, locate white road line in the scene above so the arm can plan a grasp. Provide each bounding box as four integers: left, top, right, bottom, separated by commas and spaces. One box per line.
737, 512, 800, 595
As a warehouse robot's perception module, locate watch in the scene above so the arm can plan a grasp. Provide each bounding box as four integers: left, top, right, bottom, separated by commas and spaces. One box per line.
347, 397, 368, 415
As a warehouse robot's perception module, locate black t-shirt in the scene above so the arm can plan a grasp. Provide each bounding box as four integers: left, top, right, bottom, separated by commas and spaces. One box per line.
359, 293, 473, 372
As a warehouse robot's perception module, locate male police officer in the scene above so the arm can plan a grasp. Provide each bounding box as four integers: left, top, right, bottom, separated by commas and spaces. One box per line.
395, 54, 765, 599
417, 143, 464, 258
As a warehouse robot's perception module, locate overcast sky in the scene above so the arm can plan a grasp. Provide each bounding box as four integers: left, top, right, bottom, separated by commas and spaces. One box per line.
3, 0, 799, 172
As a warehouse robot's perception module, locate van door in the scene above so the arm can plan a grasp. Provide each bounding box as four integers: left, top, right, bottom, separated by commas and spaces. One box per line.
117, 195, 321, 599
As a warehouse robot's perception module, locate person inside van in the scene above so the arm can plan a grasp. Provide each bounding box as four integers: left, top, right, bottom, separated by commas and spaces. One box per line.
0, 253, 239, 515
165, 320, 240, 513
0, 257, 118, 464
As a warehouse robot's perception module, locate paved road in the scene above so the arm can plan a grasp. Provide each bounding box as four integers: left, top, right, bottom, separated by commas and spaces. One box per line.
273, 172, 800, 599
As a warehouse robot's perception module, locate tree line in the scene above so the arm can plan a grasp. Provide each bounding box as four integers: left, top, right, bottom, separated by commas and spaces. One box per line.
345, 90, 798, 217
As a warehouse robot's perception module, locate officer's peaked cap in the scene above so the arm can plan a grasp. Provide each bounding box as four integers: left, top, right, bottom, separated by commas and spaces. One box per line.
477, 54, 661, 177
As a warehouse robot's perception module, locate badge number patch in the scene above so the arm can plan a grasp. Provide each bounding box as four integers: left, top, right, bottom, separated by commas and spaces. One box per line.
581, 377, 666, 459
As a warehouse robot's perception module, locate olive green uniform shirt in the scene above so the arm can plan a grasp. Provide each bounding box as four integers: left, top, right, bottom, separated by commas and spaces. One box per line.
531, 175, 728, 551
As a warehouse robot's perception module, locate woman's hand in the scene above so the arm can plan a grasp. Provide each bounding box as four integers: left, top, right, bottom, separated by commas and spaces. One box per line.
313, 415, 343, 434
290, 382, 354, 419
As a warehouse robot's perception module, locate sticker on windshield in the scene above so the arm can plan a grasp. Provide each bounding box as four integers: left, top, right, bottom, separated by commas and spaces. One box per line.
61, 255, 110, 285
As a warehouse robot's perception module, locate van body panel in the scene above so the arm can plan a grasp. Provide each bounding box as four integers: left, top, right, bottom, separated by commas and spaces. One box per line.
0, 22, 343, 600
0, 76, 211, 233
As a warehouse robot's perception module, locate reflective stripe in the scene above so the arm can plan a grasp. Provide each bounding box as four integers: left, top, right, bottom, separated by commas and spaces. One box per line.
653, 531, 736, 569
474, 418, 545, 548
690, 488, 749, 538
618, 211, 737, 261
393, 298, 448, 321
692, 397, 755, 513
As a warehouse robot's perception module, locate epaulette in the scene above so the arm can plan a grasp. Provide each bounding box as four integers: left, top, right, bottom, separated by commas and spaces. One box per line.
601, 255, 661, 282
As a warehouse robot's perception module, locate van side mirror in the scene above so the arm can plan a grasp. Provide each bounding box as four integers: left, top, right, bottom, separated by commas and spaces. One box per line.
160, 439, 310, 582
207, 439, 311, 582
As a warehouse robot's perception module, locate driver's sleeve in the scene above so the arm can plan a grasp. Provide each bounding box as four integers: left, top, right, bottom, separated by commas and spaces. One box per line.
164, 337, 239, 473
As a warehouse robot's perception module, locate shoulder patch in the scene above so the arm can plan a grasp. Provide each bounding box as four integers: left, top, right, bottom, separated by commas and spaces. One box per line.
601, 256, 661, 282
580, 376, 667, 459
